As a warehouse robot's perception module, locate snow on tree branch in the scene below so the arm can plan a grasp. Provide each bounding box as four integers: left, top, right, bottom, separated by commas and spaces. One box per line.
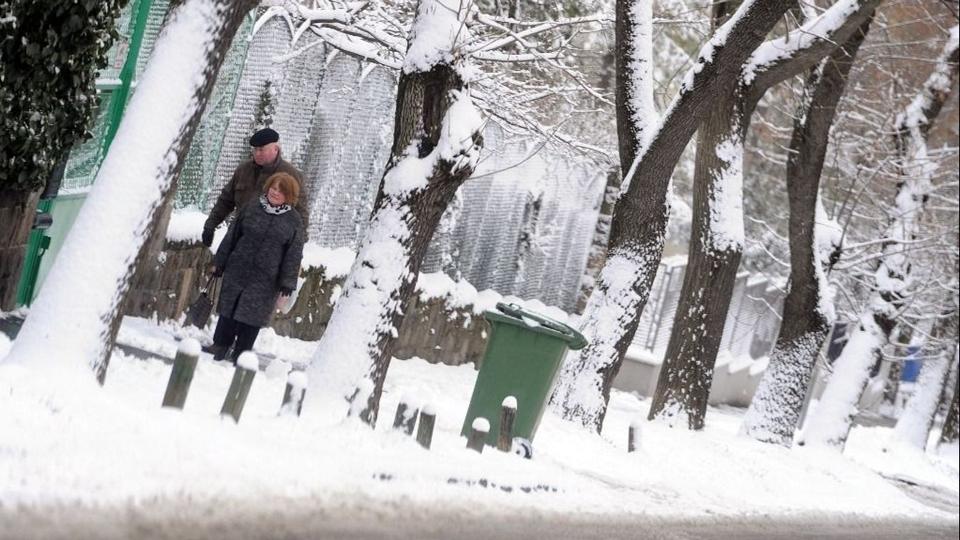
895, 25, 959, 136
742, 0, 882, 89
262, 0, 610, 158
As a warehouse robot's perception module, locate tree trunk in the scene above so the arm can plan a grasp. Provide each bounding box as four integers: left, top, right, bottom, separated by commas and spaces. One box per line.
307, 0, 484, 426
3, 0, 257, 384
575, 166, 621, 313
941, 356, 960, 445
801, 28, 959, 449
551, 0, 795, 431
648, 88, 747, 429
741, 19, 871, 445
0, 188, 41, 310
0, 1, 126, 308
648, 2, 879, 430
891, 313, 958, 450
883, 329, 908, 406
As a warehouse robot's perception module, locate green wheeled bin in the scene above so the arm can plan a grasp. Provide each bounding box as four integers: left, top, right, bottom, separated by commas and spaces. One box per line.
461, 302, 588, 446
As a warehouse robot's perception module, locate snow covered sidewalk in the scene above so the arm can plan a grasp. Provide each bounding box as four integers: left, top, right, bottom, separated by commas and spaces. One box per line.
0, 319, 957, 539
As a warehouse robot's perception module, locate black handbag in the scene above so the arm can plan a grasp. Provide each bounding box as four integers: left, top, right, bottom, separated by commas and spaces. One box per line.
185, 275, 219, 329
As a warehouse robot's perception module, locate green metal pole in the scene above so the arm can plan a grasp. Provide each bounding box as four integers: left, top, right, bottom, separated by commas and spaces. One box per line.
101, 0, 153, 153
15, 0, 154, 307
15, 199, 53, 306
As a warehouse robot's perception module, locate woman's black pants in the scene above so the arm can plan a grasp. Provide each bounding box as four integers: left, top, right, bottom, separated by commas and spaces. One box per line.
212, 316, 261, 360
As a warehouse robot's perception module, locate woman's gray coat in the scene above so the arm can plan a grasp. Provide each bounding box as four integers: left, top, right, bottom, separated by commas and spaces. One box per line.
213, 199, 304, 327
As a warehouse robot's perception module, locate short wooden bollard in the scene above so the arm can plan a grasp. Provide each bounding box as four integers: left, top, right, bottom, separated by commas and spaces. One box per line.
280, 370, 308, 417
628, 417, 642, 453
467, 417, 489, 453
220, 352, 258, 422
393, 397, 418, 435
162, 338, 201, 409
497, 396, 517, 452
416, 404, 436, 450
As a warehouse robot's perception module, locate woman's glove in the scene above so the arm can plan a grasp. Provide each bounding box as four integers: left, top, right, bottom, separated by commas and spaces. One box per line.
201, 227, 214, 248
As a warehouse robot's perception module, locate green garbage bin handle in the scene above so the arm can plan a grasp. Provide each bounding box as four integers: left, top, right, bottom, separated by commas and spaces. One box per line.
495, 302, 589, 350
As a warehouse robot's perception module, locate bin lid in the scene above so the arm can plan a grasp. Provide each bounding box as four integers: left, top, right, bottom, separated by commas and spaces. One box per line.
484, 302, 589, 350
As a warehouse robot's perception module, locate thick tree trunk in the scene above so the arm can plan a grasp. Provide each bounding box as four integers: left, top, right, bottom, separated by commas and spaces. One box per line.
941, 357, 960, 445
741, 19, 871, 445
0, 188, 41, 310
648, 90, 747, 429
551, 0, 795, 431
892, 255, 959, 450
3, 0, 257, 384
307, 1, 483, 426
883, 328, 909, 406
648, 2, 878, 430
575, 166, 620, 313
801, 28, 959, 449
891, 314, 957, 450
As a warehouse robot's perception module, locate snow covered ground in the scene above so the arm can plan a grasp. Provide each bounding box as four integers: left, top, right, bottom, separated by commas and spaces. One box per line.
0, 317, 957, 539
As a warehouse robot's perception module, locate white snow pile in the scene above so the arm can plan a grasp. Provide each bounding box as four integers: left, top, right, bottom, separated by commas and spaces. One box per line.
300, 243, 357, 278
1, 319, 957, 532
416, 271, 573, 322
403, 0, 470, 74
166, 207, 208, 243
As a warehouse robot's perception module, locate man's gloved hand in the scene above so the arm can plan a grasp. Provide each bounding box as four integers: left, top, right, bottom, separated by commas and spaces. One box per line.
279, 287, 294, 297
209, 264, 223, 277
201, 227, 214, 248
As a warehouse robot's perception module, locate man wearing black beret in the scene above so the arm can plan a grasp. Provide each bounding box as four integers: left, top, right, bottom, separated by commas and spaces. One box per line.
202, 127, 309, 247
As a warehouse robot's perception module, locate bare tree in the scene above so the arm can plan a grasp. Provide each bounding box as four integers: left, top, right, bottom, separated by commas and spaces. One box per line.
941, 356, 960, 445
740, 18, 874, 446
648, 0, 881, 430
294, 0, 610, 424
551, 0, 797, 431
890, 310, 958, 450
801, 25, 960, 449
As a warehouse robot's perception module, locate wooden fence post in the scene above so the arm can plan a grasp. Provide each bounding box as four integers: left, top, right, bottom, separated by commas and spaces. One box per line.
497, 395, 517, 452
393, 397, 418, 435
220, 351, 258, 422
467, 417, 489, 453
416, 404, 436, 450
629, 417, 642, 453
279, 370, 308, 417
162, 338, 201, 409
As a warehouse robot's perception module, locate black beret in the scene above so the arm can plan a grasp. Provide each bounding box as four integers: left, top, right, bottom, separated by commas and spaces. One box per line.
249, 127, 279, 147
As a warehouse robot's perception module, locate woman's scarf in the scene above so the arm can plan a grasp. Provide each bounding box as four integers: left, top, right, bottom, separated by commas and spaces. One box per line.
259, 195, 292, 215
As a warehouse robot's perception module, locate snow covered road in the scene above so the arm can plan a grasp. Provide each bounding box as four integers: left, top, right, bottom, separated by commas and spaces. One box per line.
2, 499, 957, 540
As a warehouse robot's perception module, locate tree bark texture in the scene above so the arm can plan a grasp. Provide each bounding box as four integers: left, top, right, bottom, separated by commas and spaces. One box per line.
0, 188, 41, 310
941, 357, 960, 444
308, 59, 483, 426
551, 0, 795, 431
740, 19, 871, 445
648, 1, 879, 430
0, 1, 127, 309
575, 166, 621, 313
647, 89, 748, 429
801, 28, 959, 449
359, 65, 481, 424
